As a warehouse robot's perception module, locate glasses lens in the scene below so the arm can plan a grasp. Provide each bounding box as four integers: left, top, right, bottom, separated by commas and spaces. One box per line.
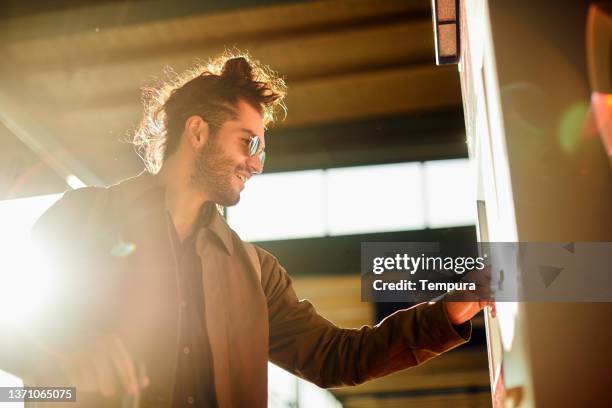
249, 136, 266, 173
249, 136, 259, 156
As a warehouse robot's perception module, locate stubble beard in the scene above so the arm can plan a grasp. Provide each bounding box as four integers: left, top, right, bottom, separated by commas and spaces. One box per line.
191, 137, 241, 207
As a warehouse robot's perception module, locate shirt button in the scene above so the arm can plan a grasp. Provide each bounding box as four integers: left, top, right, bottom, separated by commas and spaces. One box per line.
187, 396, 194, 404
183, 346, 190, 355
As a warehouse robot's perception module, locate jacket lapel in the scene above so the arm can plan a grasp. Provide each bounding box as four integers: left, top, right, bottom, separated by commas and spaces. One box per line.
196, 205, 269, 407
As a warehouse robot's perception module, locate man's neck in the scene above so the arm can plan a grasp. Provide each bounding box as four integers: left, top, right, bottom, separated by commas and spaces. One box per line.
156, 160, 209, 242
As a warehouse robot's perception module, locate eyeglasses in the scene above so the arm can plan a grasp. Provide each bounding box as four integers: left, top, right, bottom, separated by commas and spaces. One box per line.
248, 135, 266, 174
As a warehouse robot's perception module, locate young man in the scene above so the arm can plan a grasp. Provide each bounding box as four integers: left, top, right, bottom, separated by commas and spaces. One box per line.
16, 53, 491, 407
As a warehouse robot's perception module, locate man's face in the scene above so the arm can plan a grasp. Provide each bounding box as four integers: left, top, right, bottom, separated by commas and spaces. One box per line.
191, 99, 266, 206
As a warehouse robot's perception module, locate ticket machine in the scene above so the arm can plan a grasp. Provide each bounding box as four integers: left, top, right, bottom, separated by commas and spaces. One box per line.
432, 0, 612, 406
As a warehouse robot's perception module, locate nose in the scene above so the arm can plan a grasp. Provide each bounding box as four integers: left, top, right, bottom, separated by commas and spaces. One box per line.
247, 154, 264, 175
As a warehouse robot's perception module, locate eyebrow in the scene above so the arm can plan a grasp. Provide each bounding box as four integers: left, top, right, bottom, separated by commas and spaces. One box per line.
240, 128, 257, 137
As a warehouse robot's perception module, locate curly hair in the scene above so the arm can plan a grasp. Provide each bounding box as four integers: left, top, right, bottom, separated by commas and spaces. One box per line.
131, 51, 287, 173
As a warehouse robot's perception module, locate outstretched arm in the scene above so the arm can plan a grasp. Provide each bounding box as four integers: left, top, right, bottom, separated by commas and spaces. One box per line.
260, 247, 471, 388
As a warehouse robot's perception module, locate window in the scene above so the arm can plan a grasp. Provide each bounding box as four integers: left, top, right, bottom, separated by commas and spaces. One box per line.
228, 159, 475, 241
327, 163, 425, 235
226, 170, 326, 241
423, 159, 476, 228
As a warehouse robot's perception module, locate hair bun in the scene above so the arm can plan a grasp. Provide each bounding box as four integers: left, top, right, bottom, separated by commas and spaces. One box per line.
221, 57, 253, 81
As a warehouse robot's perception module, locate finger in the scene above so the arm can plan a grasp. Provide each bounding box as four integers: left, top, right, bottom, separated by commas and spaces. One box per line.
489, 302, 497, 318
481, 301, 496, 318
108, 335, 139, 395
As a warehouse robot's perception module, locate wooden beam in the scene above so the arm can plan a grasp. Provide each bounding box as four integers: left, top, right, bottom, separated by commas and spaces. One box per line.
4, 0, 430, 66
265, 109, 466, 172
51, 64, 461, 144
11, 20, 437, 105
283, 64, 461, 128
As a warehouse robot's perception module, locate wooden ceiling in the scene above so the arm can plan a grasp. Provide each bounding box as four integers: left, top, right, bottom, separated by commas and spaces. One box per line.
0, 0, 463, 198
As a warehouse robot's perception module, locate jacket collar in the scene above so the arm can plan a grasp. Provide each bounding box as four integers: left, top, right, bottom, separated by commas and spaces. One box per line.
199, 200, 235, 255
116, 170, 235, 255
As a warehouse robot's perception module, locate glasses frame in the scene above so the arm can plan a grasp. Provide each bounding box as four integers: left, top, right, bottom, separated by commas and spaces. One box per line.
248, 135, 266, 174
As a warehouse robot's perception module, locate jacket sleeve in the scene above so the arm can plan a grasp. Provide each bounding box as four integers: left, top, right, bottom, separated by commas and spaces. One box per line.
30, 186, 121, 333
0, 187, 117, 381
260, 247, 471, 388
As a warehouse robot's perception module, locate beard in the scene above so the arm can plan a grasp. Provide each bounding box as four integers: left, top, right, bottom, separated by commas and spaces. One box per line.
191, 137, 244, 206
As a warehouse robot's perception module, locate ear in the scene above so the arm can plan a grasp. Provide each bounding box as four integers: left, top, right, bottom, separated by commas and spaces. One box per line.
184, 115, 210, 149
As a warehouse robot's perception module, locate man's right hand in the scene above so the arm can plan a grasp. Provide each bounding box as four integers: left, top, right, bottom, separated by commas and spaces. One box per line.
444, 266, 496, 325
45, 334, 148, 398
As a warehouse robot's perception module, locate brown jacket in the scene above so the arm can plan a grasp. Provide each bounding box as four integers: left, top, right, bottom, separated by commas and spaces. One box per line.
11, 171, 470, 407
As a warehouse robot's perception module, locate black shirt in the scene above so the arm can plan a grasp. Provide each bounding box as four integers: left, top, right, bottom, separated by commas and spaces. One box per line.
168, 213, 217, 407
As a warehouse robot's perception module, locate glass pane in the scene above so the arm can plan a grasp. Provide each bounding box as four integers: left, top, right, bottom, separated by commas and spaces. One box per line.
326, 163, 425, 235
227, 170, 326, 241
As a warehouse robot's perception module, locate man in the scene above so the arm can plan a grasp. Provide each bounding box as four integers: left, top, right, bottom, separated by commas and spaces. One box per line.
12, 53, 492, 407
